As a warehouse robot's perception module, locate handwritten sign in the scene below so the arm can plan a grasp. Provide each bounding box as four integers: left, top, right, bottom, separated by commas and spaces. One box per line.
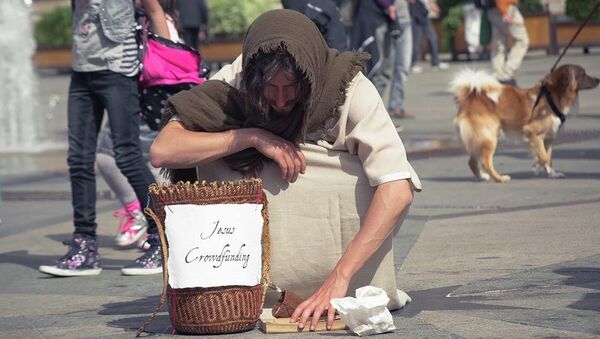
164, 204, 263, 288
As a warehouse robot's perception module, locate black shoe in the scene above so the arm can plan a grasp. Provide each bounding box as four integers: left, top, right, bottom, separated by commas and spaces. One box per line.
39, 235, 102, 277
390, 109, 415, 119
121, 233, 163, 276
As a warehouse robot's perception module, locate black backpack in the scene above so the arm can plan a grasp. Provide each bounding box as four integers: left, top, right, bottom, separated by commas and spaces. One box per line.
474, 0, 496, 9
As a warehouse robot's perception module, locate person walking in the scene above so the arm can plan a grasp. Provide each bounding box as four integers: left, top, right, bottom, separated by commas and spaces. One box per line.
38, 0, 169, 277
487, 0, 529, 85
351, 0, 397, 96
96, 0, 202, 250
388, 0, 413, 118
177, 0, 208, 50
462, 0, 484, 60
408, 0, 448, 73
282, 0, 347, 51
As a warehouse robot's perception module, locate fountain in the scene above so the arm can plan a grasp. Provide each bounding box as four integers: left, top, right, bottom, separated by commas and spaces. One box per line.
0, 0, 57, 153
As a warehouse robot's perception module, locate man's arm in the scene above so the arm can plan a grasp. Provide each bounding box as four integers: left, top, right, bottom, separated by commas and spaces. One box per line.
150, 121, 307, 182
494, 0, 514, 23
291, 179, 414, 330
290, 71, 419, 330
374, 0, 397, 20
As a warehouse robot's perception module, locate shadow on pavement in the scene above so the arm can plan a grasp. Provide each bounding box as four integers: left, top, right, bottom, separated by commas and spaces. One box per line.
509, 171, 600, 180
424, 197, 600, 220
103, 296, 172, 335
45, 233, 138, 250
0, 250, 132, 271
554, 267, 600, 313
0, 250, 61, 271
425, 170, 600, 182
107, 314, 172, 336
102, 297, 355, 336
421, 176, 478, 182
100, 295, 161, 316
502, 148, 600, 161
397, 285, 526, 318
571, 114, 600, 119
429, 90, 453, 97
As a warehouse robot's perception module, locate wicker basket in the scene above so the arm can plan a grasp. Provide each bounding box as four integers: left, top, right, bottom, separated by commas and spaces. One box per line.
138, 179, 270, 336
167, 285, 262, 334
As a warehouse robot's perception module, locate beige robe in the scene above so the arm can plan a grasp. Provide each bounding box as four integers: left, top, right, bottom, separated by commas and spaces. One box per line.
195, 55, 421, 309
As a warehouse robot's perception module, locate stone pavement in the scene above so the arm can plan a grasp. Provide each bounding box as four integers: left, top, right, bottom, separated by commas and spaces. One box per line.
1, 51, 600, 338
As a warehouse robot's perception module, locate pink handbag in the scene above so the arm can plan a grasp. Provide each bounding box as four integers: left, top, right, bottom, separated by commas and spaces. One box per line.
138, 15, 205, 89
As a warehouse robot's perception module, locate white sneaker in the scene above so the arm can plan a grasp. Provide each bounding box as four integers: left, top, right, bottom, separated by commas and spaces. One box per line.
121, 234, 162, 276
411, 65, 423, 74
432, 62, 449, 71
39, 236, 102, 277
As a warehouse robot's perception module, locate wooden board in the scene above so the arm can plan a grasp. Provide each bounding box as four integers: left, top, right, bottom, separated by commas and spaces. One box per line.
258, 309, 346, 334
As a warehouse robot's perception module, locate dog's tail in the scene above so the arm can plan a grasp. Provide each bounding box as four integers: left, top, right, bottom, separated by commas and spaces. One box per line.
449, 68, 503, 106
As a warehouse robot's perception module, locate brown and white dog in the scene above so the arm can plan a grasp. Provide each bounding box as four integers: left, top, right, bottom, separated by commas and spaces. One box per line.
451, 65, 599, 183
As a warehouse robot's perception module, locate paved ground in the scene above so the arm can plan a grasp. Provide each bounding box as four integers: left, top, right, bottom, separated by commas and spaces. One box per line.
1, 50, 600, 338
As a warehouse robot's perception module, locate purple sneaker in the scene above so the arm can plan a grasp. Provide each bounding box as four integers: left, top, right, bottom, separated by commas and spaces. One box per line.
39, 235, 102, 277
121, 234, 162, 276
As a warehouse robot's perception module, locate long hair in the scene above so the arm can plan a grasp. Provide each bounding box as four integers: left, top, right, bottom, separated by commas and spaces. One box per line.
158, 0, 178, 25
241, 47, 311, 126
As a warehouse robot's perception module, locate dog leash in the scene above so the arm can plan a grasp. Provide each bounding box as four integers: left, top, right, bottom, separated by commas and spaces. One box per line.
531, 1, 600, 119
548, 1, 600, 73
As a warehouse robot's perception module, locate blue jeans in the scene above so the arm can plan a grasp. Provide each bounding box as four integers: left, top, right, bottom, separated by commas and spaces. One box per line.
411, 18, 440, 66
67, 71, 156, 237
389, 21, 412, 112
370, 23, 392, 95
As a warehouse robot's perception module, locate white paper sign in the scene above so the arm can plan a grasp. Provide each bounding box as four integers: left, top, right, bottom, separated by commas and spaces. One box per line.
164, 203, 263, 288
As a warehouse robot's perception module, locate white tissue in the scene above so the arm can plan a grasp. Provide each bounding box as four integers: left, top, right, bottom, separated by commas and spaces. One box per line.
330, 286, 399, 336
396, 289, 412, 307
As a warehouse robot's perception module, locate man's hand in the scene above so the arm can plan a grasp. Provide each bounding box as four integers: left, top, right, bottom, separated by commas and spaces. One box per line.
198, 30, 207, 43
290, 270, 349, 331
429, 1, 441, 18
503, 12, 514, 23
250, 129, 306, 182
387, 4, 397, 21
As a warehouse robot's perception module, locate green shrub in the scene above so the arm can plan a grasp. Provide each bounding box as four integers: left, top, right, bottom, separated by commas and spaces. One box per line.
441, 4, 463, 52
207, 0, 279, 38
437, 0, 461, 18
519, 0, 543, 15
566, 0, 600, 21
34, 6, 72, 47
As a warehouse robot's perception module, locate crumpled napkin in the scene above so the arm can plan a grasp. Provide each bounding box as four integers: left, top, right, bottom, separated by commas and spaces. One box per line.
330, 286, 411, 336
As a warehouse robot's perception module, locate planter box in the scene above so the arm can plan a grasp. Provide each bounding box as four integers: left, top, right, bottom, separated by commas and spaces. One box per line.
32, 37, 244, 72
449, 12, 600, 60
549, 18, 600, 54
199, 37, 243, 67
33, 46, 72, 71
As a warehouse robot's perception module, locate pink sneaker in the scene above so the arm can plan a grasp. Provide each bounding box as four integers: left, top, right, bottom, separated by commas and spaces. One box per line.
114, 208, 148, 248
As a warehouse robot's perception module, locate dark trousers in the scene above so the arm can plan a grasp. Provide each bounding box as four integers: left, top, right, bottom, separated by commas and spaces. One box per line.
67, 71, 156, 237
182, 27, 200, 50
411, 18, 440, 66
